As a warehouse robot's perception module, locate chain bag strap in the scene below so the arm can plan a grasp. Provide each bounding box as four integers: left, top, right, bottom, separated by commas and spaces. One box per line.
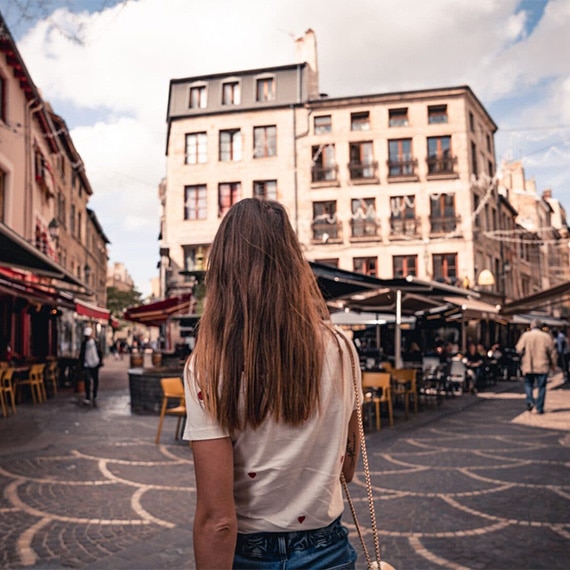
338, 332, 395, 570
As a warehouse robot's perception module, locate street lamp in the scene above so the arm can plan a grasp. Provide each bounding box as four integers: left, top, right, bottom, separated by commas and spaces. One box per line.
48, 218, 60, 245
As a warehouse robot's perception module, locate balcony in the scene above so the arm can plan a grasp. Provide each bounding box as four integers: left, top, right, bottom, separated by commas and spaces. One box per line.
312, 219, 342, 243
311, 164, 338, 184
387, 158, 418, 181
350, 219, 380, 240
389, 217, 421, 239
348, 161, 378, 182
429, 215, 462, 235
426, 156, 458, 179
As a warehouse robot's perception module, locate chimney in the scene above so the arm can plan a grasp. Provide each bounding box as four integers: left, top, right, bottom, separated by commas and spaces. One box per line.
294, 29, 319, 99
543, 189, 552, 200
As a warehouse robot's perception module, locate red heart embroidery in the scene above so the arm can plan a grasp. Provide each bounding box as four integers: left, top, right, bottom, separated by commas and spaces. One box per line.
298, 516, 305, 524
248, 472, 257, 479
197, 391, 203, 400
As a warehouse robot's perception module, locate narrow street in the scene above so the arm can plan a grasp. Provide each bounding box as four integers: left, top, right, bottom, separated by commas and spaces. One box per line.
0, 355, 568, 569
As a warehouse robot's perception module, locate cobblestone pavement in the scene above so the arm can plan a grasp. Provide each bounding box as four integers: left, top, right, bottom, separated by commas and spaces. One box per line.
0, 355, 568, 569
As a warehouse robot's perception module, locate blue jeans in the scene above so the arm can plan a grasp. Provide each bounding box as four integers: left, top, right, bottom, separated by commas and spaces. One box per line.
524, 373, 547, 412
233, 516, 357, 569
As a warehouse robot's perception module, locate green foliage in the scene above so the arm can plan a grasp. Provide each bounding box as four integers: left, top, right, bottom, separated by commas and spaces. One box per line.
106, 286, 143, 318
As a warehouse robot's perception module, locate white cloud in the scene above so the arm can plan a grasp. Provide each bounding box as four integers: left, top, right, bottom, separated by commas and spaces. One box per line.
9, 0, 570, 292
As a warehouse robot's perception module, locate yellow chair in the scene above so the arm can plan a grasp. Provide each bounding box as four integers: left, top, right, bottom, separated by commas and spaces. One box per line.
44, 361, 58, 396
0, 368, 17, 417
16, 363, 47, 404
392, 368, 418, 418
362, 372, 393, 430
155, 377, 186, 444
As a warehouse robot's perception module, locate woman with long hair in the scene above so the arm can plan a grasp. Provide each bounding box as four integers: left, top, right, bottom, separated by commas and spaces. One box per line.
184, 198, 361, 569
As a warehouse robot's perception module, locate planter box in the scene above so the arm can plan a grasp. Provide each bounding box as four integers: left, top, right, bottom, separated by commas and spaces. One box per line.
128, 367, 184, 414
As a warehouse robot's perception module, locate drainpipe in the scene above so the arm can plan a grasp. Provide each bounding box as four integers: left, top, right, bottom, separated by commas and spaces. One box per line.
292, 104, 313, 235
24, 99, 43, 239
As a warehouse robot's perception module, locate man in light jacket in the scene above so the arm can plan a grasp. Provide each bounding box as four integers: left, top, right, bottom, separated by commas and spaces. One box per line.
515, 319, 557, 414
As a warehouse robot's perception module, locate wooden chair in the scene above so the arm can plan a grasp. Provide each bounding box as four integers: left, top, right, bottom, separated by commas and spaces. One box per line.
392, 368, 418, 418
155, 377, 186, 444
362, 372, 393, 430
16, 363, 47, 404
0, 368, 17, 417
44, 361, 59, 396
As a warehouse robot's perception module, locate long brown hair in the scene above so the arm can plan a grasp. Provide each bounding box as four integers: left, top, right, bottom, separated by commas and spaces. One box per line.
191, 198, 329, 432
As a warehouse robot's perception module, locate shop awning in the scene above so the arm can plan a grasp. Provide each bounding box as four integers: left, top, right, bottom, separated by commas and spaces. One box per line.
123, 293, 193, 327
0, 271, 75, 309
0, 222, 85, 288
442, 296, 501, 318
501, 281, 570, 315
75, 298, 110, 321
510, 313, 569, 327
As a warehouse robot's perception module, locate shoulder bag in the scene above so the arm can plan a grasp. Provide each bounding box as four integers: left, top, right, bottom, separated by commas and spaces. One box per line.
339, 331, 396, 570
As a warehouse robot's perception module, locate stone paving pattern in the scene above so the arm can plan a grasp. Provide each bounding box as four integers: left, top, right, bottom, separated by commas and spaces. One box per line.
0, 354, 568, 569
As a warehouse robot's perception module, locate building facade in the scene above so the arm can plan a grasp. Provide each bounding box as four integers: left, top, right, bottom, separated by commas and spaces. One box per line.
0, 12, 109, 361
160, 30, 569, 327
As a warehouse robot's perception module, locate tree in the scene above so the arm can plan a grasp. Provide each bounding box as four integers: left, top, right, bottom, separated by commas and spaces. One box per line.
106, 286, 142, 319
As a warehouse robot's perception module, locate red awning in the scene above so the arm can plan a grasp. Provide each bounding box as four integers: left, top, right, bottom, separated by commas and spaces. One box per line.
123, 294, 193, 327
75, 298, 110, 321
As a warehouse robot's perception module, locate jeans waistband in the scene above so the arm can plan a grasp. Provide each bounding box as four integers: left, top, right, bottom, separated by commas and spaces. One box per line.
236, 516, 347, 556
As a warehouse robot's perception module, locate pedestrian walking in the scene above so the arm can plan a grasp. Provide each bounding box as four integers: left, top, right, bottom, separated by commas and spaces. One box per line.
183, 198, 361, 570
555, 329, 569, 381
79, 327, 103, 407
515, 319, 557, 414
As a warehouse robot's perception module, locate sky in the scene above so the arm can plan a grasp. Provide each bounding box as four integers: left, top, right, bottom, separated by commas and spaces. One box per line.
1, 0, 569, 297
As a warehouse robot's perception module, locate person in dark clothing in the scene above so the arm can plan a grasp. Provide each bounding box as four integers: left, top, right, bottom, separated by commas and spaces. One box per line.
463, 342, 483, 393
79, 327, 103, 407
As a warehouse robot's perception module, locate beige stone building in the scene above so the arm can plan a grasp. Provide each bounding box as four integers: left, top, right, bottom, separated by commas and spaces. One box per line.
0, 12, 109, 361
160, 30, 568, 323
106, 261, 135, 293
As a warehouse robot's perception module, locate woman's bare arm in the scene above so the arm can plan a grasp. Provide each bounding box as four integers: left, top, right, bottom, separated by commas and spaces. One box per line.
342, 409, 360, 482
191, 437, 237, 569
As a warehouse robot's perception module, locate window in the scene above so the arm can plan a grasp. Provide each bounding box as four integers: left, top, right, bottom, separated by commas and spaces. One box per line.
185, 132, 207, 164
469, 111, 475, 132
427, 136, 453, 174
471, 141, 478, 177
315, 258, 339, 268
312, 201, 338, 240
389, 108, 408, 127
473, 195, 480, 228
314, 115, 331, 134
70, 204, 76, 235
222, 81, 241, 105
183, 245, 206, 272
430, 194, 457, 233
0, 168, 5, 223
351, 112, 370, 131
388, 139, 414, 176
256, 77, 275, 102
253, 125, 277, 158
77, 212, 82, 242
0, 75, 5, 122
390, 196, 417, 236
189, 85, 207, 109
351, 198, 378, 237
253, 180, 277, 200
311, 144, 337, 182
218, 182, 241, 216
219, 129, 242, 161
353, 257, 377, 276
348, 142, 375, 179
57, 193, 66, 225
433, 253, 457, 283
428, 105, 448, 124
34, 149, 46, 182
488, 160, 494, 178
486, 134, 492, 153
393, 255, 417, 277
184, 185, 207, 220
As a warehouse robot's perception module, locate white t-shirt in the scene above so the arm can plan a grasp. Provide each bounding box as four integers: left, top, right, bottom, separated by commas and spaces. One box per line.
84, 338, 100, 368
183, 326, 361, 533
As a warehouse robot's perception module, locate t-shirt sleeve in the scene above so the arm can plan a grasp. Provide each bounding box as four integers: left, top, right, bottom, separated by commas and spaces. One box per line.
182, 359, 230, 441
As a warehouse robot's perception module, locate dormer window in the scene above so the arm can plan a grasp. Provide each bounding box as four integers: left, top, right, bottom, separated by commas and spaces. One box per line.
256, 76, 275, 102
189, 84, 207, 109
428, 104, 448, 124
222, 80, 241, 105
